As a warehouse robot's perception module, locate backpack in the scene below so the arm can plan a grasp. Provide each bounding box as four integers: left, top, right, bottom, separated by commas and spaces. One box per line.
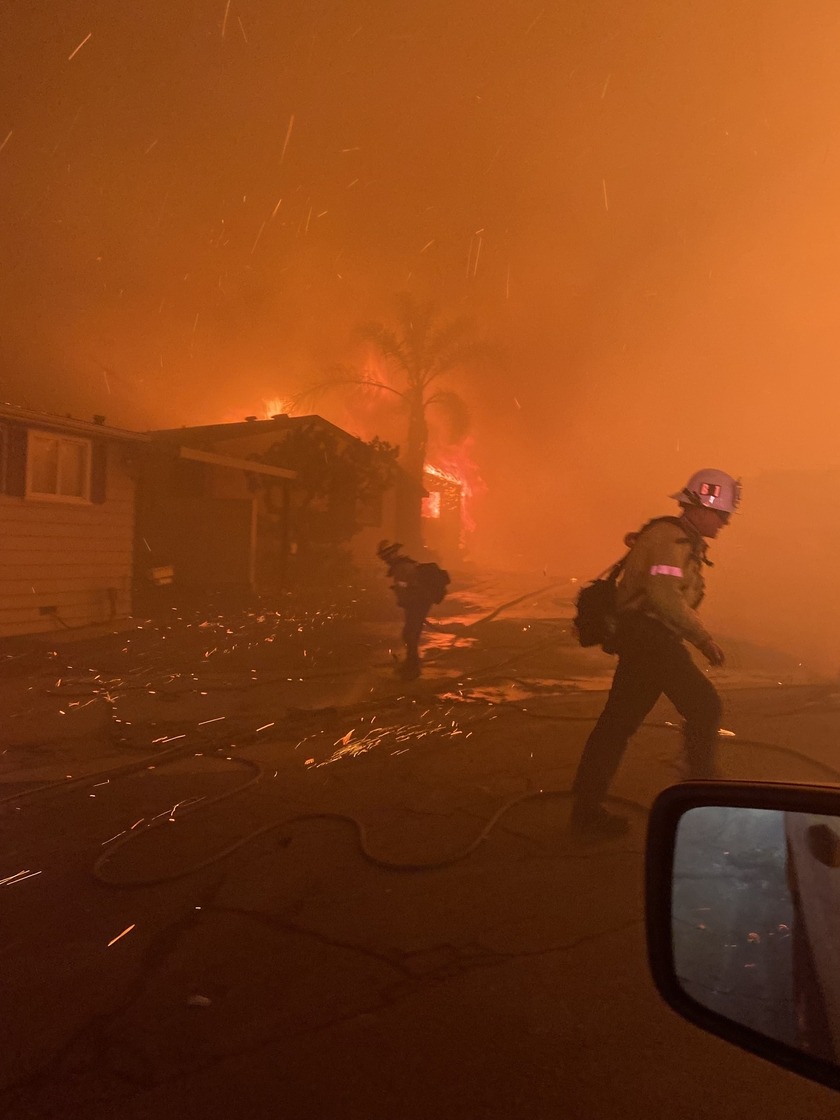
416, 562, 451, 604
573, 516, 689, 654
573, 557, 627, 654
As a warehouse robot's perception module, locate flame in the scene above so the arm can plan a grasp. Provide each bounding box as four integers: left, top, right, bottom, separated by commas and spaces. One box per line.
422, 488, 442, 519
208, 395, 297, 425
263, 397, 293, 419
425, 463, 462, 487
425, 438, 486, 541
220, 388, 485, 545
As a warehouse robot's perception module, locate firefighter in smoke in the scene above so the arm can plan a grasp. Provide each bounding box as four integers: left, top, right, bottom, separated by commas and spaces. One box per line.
570, 469, 740, 837
377, 540, 449, 679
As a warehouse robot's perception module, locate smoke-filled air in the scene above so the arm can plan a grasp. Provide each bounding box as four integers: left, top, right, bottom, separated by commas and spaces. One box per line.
3, 0, 840, 668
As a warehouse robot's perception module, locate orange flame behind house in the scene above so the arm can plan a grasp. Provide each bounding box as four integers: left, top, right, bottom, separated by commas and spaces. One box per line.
263, 397, 294, 419
424, 439, 486, 546
423, 463, 460, 520
213, 395, 297, 425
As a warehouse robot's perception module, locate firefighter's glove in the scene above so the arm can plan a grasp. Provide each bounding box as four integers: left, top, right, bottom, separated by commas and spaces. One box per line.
699, 639, 725, 668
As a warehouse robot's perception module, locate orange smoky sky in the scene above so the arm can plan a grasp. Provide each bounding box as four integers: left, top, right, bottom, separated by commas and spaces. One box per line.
3, 1, 840, 626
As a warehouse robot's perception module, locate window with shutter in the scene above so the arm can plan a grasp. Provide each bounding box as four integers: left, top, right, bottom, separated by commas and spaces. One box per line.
4, 425, 27, 497
26, 430, 92, 502
90, 440, 107, 503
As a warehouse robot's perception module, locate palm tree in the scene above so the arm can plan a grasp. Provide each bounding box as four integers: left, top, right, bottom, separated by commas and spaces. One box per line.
299, 294, 499, 547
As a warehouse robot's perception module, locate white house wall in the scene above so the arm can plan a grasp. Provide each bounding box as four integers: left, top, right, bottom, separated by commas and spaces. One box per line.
0, 443, 135, 637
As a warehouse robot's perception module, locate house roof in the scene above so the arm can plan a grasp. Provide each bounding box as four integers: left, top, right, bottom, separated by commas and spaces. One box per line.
148, 413, 359, 447
0, 403, 150, 442
149, 414, 424, 490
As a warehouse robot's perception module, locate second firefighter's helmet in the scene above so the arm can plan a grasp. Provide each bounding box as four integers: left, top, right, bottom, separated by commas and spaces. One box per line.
671, 469, 741, 514
377, 540, 403, 563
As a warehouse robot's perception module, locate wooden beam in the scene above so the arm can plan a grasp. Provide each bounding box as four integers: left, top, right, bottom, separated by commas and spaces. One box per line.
178, 446, 296, 480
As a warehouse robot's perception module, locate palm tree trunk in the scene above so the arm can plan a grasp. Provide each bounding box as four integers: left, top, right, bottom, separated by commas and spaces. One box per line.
397, 390, 428, 549
405, 391, 427, 481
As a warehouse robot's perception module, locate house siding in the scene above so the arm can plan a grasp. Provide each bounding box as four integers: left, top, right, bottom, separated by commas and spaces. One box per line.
0, 442, 135, 636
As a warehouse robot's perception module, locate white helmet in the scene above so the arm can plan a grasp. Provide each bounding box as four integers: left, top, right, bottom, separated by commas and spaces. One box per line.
671, 469, 741, 514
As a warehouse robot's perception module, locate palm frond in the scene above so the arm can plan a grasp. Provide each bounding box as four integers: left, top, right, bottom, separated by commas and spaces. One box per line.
427, 317, 474, 364
356, 323, 410, 369
425, 389, 471, 443
427, 338, 507, 384
292, 366, 404, 412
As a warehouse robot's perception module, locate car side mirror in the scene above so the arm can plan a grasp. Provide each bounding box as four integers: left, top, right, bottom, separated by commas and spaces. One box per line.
646, 781, 840, 1092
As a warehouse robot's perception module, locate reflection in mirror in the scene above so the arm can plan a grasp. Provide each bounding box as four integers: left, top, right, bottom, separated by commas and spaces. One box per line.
673, 806, 840, 1067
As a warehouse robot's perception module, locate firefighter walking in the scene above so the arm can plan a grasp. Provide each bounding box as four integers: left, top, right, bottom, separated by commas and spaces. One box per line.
570, 469, 740, 837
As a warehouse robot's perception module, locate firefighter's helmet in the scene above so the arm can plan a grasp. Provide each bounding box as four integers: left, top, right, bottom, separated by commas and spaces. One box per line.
670, 469, 741, 514
377, 540, 404, 564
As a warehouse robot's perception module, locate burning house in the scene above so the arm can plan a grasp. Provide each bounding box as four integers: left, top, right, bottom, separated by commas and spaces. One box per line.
422, 464, 464, 559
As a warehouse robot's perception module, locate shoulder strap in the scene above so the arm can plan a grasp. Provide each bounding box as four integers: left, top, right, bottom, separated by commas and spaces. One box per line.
595, 552, 630, 582
632, 514, 711, 567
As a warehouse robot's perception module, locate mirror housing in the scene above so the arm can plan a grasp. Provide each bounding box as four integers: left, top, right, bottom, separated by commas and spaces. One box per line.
646, 781, 840, 1092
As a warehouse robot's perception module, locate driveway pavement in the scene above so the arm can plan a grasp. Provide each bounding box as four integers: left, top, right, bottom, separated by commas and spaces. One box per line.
2, 570, 840, 1118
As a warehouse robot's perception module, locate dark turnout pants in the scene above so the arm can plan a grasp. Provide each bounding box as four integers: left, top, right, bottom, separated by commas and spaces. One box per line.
401, 600, 433, 668
398, 600, 434, 667
572, 613, 722, 810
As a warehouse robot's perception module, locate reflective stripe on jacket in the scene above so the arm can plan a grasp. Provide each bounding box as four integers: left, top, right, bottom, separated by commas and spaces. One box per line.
616, 518, 713, 649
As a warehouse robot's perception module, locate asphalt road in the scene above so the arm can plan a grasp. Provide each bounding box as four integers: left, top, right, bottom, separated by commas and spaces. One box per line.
2, 571, 840, 1118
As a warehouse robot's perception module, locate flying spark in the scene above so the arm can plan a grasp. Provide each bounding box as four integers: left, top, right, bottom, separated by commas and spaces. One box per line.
251, 220, 266, 254
67, 33, 92, 61
0, 869, 42, 887
280, 114, 295, 163
523, 11, 544, 35
107, 923, 136, 948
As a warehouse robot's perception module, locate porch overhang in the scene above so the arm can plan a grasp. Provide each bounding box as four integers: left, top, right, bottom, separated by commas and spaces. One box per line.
178, 446, 297, 480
